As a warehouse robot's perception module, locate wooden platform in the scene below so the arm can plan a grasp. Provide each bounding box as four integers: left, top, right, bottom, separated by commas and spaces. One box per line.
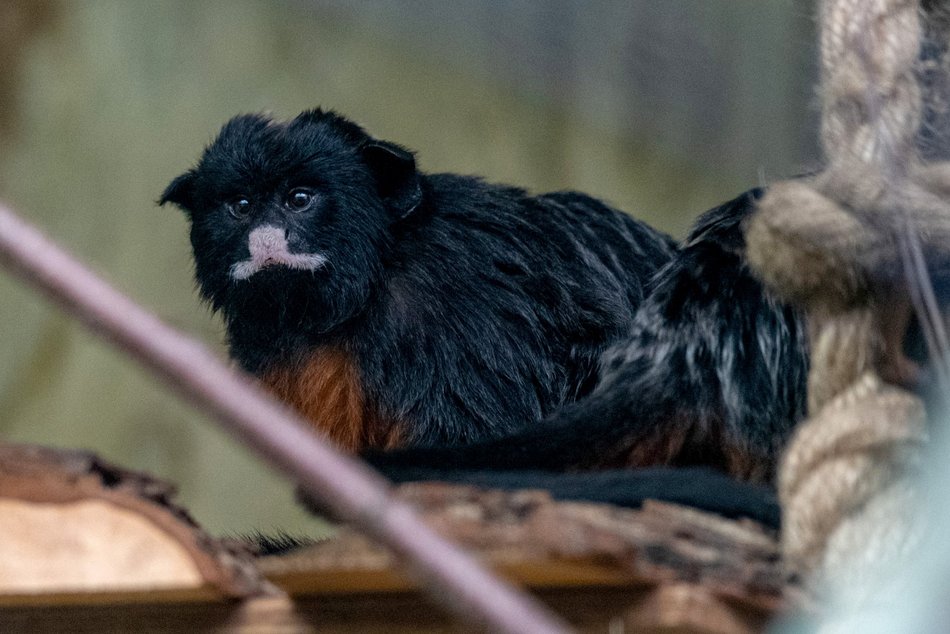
0, 445, 796, 632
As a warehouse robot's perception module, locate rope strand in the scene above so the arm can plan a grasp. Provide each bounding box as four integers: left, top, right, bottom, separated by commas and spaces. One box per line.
745, 0, 950, 593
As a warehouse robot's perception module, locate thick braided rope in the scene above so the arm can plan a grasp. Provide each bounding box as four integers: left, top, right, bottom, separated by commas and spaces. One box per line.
820, 0, 921, 173
744, 0, 944, 589
780, 373, 927, 582
747, 0, 926, 316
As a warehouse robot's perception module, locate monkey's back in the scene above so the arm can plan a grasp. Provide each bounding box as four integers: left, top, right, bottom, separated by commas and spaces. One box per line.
355, 174, 676, 447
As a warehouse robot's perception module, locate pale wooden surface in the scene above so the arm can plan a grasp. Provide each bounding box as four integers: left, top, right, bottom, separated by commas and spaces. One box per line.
0, 499, 202, 594
0, 444, 272, 602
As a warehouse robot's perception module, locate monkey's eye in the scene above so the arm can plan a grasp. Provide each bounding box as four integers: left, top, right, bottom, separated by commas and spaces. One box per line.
227, 196, 252, 219
286, 188, 316, 211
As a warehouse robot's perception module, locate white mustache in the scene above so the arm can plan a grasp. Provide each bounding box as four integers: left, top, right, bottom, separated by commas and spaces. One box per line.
230, 225, 328, 280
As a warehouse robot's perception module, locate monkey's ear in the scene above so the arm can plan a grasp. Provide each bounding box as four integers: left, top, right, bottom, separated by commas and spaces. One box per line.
361, 141, 422, 220
159, 171, 197, 212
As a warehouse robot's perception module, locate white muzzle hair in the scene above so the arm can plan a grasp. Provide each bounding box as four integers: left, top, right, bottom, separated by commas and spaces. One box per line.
230, 225, 328, 280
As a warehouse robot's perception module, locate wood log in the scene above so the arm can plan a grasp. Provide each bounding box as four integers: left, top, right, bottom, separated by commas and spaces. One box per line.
258, 482, 798, 633
0, 444, 273, 601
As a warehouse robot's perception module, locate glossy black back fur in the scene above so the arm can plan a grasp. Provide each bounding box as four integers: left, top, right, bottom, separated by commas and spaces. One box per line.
160, 109, 677, 446
366, 189, 810, 480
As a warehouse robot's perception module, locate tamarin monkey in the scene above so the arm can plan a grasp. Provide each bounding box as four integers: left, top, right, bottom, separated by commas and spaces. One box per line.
160, 109, 677, 453
161, 110, 808, 532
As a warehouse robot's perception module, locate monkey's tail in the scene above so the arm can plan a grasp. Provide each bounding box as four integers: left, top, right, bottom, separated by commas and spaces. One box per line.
373, 465, 780, 528
363, 384, 684, 474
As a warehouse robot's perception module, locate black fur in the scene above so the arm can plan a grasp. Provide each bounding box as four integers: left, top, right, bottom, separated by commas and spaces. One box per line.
241, 531, 316, 556
366, 189, 810, 482
380, 466, 780, 528
160, 108, 676, 447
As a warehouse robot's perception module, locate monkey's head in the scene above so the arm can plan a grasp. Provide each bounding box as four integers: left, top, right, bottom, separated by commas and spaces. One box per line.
159, 109, 422, 336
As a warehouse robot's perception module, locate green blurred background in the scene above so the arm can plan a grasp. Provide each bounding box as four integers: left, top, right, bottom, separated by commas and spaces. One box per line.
0, 1, 817, 536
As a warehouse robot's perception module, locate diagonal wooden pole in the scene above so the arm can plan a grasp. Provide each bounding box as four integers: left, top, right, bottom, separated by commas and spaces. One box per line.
0, 202, 571, 634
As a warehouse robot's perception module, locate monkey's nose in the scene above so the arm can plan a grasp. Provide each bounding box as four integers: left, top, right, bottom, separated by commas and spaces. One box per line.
247, 225, 289, 259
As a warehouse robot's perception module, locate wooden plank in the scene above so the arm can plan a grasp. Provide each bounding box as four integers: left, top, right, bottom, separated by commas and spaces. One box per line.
0, 584, 774, 634
260, 484, 789, 612
265, 559, 644, 596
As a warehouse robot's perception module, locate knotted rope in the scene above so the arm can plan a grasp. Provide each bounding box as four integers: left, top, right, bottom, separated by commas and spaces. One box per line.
746, 0, 950, 590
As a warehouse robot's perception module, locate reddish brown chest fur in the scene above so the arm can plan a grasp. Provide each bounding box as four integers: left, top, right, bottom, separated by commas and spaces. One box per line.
260, 348, 404, 453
